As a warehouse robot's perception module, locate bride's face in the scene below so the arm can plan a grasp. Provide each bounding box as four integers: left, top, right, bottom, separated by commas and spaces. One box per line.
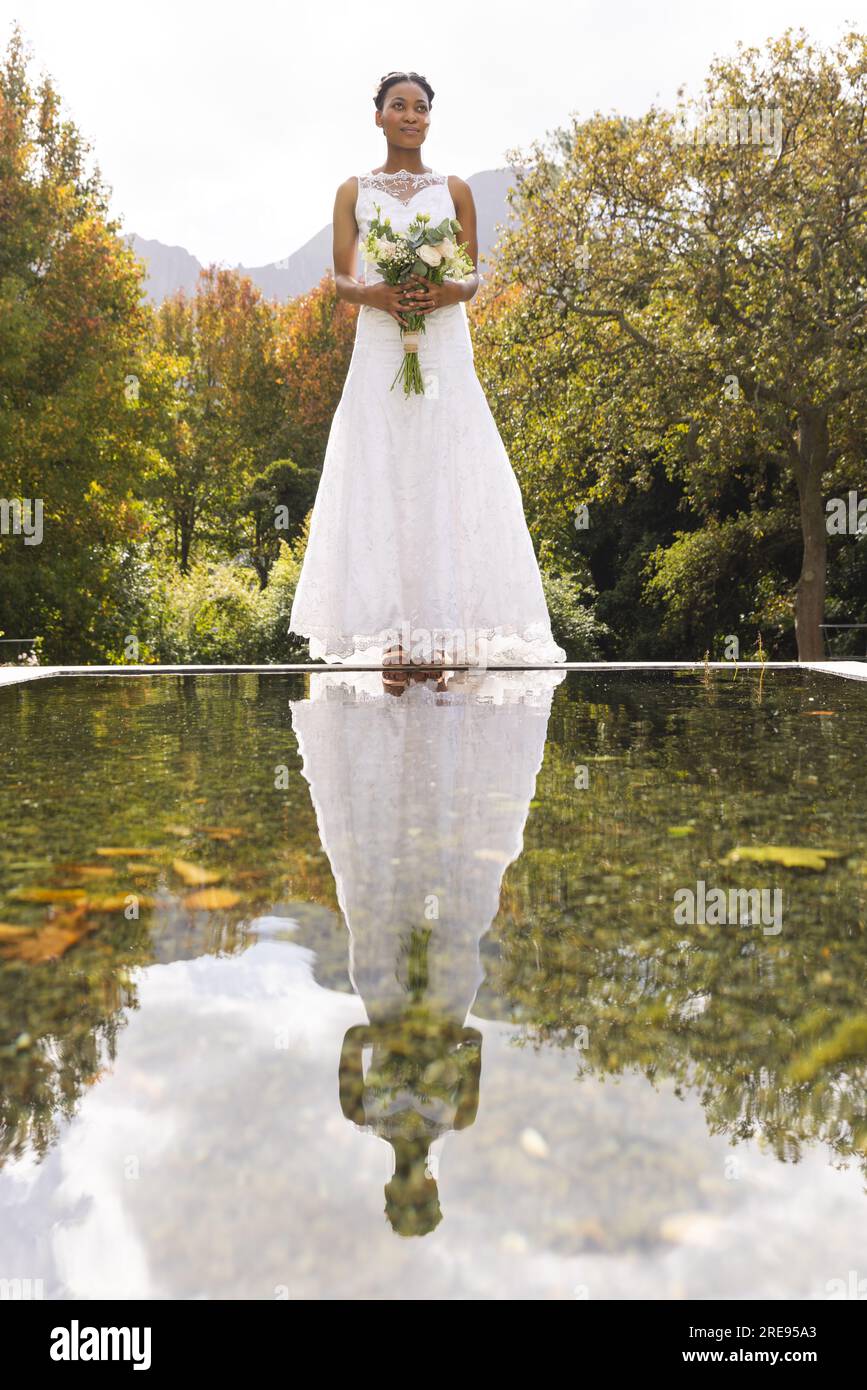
377, 82, 431, 151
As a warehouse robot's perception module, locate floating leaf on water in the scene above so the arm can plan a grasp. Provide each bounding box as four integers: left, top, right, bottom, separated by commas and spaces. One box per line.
198, 827, 244, 841
1, 927, 81, 963
165, 824, 194, 838
0, 906, 91, 962
127, 862, 161, 874
172, 859, 222, 887
723, 845, 845, 872
95, 848, 155, 858
667, 825, 695, 837
802, 710, 836, 716
0, 923, 37, 939
184, 888, 241, 910
54, 864, 115, 879
11, 887, 88, 903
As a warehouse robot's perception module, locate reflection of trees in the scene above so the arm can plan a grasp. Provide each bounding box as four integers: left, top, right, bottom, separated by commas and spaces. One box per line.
0, 898, 354, 1173
479, 672, 867, 1178
0, 942, 144, 1164
0, 672, 331, 1169
2, 668, 865, 1195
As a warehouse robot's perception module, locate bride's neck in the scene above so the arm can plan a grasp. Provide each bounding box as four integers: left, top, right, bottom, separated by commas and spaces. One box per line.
376, 148, 432, 175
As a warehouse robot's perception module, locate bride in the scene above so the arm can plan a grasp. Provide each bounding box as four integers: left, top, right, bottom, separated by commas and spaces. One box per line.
288, 69, 567, 681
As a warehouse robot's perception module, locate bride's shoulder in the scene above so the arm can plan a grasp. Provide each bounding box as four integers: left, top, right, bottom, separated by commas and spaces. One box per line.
334, 174, 363, 211
445, 173, 473, 203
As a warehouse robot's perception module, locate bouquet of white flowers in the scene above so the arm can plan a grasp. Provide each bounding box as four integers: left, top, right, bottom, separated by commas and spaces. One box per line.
362, 204, 475, 396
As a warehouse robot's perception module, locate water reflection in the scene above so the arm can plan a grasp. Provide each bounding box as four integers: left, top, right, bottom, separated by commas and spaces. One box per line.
289, 668, 566, 1234
1, 668, 866, 1294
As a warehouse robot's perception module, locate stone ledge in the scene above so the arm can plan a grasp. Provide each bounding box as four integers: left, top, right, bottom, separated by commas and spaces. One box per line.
2, 660, 866, 686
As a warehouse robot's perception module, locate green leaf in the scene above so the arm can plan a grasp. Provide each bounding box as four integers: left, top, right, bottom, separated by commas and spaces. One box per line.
722, 845, 846, 872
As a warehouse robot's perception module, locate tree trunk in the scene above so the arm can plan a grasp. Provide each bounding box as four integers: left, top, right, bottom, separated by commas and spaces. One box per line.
793, 408, 828, 662
179, 515, 193, 575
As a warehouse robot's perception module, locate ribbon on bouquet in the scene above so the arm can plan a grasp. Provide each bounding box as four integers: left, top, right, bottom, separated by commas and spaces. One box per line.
401, 331, 421, 355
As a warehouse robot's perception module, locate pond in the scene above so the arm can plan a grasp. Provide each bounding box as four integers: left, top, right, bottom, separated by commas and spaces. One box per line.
0, 667, 865, 1299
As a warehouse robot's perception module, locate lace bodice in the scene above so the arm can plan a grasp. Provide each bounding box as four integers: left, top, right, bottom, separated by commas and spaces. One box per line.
358, 168, 447, 204
355, 169, 456, 285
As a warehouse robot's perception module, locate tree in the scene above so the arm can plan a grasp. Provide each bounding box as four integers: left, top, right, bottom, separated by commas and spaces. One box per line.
0, 24, 157, 659
479, 27, 867, 659
240, 457, 319, 587
150, 267, 284, 572
272, 273, 357, 474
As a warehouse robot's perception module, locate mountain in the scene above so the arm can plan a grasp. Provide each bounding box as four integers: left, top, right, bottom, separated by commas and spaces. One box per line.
126, 167, 525, 304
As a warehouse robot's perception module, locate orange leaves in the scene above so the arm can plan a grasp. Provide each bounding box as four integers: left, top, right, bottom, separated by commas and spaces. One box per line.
0, 903, 95, 963
172, 858, 222, 886
95, 847, 154, 857
184, 888, 241, 910
11, 886, 89, 903
1, 831, 250, 963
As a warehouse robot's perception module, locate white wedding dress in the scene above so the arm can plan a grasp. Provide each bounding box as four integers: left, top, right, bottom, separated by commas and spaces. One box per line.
288, 167, 568, 667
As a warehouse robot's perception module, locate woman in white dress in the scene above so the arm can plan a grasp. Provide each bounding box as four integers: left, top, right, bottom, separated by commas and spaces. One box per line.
288, 69, 567, 681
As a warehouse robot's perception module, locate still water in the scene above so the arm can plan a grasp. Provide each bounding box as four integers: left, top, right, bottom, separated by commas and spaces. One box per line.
0, 667, 865, 1299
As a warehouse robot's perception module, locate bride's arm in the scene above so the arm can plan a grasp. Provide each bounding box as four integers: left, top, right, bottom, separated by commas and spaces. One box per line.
445, 175, 480, 304
332, 178, 368, 306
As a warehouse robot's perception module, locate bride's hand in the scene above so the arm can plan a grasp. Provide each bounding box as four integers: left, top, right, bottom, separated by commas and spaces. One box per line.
363, 281, 415, 326
400, 275, 459, 314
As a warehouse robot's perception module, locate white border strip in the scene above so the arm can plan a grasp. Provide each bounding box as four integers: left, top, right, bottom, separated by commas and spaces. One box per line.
1, 660, 866, 687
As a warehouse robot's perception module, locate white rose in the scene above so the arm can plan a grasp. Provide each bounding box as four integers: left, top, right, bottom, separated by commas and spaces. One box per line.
417, 243, 443, 267
440, 237, 457, 259
376, 238, 396, 259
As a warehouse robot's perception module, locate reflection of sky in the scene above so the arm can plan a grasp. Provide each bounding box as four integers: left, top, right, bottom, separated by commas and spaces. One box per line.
1, 935, 865, 1301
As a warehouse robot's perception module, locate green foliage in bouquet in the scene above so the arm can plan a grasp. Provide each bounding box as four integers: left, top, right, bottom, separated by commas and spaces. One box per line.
362, 205, 475, 396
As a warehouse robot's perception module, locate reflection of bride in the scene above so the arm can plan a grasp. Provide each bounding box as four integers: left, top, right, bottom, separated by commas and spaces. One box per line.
289, 667, 565, 1235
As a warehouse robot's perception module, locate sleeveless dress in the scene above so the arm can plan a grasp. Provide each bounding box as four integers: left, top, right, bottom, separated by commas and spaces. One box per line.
288, 168, 568, 667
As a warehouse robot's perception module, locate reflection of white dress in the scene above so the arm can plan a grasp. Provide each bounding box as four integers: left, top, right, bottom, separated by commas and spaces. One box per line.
288, 669, 566, 1024
288, 168, 568, 667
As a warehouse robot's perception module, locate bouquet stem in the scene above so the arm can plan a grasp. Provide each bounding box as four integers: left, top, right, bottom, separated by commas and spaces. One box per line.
390, 312, 427, 396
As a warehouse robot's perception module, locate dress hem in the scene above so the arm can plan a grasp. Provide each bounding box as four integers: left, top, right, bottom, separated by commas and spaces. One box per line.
289, 620, 568, 667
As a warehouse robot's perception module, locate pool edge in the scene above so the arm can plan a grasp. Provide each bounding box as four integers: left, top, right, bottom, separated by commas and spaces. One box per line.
2, 659, 866, 687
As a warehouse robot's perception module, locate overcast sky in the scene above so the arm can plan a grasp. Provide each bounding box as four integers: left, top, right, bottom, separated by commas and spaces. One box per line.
1, 1, 858, 266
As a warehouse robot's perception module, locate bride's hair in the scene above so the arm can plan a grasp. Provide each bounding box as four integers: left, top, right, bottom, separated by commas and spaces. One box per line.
373, 71, 434, 111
